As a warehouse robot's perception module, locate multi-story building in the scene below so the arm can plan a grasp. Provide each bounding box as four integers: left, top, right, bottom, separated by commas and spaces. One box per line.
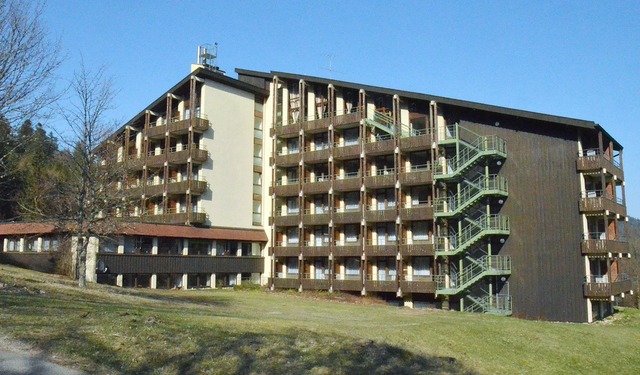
235, 68, 630, 323
0, 49, 631, 322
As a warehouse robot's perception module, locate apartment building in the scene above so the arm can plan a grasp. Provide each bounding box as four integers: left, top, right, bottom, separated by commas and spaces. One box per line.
235, 68, 630, 323
0, 51, 631, 322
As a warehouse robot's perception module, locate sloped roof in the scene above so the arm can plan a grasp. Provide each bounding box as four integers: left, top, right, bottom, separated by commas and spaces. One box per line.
236, 68, 622, 149
0, 223, 57, 236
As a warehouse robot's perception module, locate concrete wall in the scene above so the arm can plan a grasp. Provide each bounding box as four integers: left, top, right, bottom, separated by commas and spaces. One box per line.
200, 80, 256, 229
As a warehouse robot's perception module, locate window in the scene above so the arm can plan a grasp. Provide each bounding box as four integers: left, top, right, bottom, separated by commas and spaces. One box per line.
287, 257, 299, 275
413, 257, 431, 276
412, 222, 429, 241
346, 258, 360, 275
99, 238, 117, 253
286, 227, 299, 245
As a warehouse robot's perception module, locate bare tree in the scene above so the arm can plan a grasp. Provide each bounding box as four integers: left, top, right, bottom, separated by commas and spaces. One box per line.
0, 0, 63, 123
21, 63, 131, 287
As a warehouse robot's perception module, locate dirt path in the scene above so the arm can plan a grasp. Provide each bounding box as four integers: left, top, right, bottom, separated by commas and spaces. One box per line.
0, 336, 85, 375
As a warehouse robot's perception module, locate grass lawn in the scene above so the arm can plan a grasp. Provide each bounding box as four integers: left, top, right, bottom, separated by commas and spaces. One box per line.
1, 264, 639, 374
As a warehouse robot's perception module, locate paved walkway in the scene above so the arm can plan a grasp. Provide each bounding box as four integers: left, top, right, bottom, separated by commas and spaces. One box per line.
0, 337, 85, 375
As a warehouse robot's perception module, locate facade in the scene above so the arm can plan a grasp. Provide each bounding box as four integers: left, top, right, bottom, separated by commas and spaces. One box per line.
0, 56, 631, 322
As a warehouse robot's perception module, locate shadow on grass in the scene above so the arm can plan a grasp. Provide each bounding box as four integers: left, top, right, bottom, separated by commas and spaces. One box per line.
25, 321, 475, 375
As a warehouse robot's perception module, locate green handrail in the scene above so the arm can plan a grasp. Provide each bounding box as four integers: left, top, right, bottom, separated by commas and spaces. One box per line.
435, 214, 510, 255
435, 255, 511, 293
435, 134, 507, 178
434, 175, 508, 215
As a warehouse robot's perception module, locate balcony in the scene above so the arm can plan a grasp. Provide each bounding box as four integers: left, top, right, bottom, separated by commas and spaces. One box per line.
275, 151, 301, 167
302, 209, 330, 225
124, 185, 143, 197
273, 273, 300, 289
302, 242, 331, 257
168, 117, 209, 135
581, 233, 629, 256
301, 275, 330, 290
579, 191, 626, 216
364, 240, 399, 256
364, 135, 395, 156
333, 207, 362, 224
399, 240, 435, 257
399, 203, 433, 221
166, 179, 208, 195
273, 178, 299, 196
333, 142, 361, 160
577, 149, 624, 180
400, 275, 436, 293
146, 150, 166, 168
365, 277, 398, 293
274, 121, 301, 138
146, 117, 210, 139
167, 147, 208, 165
399, 165, 433, 186
399, 129, 431, 152
364, 169, 396, 189
146, 124, 167, 139
302, 176, 331, 195
334, 110, 361, 128
334, 173, 361, 191
333, 274, 362, 291
273, 210, 300, 226
364, 205, 397, 222
125, 155, 145, 170
304, 147, 330, 164
145, 182, 164, 197
333, 241, 362, 256
272, 243, 301, 257
583, 274, 632, 298
303, 115, 331, 133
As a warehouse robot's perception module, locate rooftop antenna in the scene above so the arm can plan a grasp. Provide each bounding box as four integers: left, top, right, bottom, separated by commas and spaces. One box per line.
320, 53, 340, 79
197, 43, 225, 74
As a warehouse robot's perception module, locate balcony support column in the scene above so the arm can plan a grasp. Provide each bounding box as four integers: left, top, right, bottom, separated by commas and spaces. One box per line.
182, 274, 188, 290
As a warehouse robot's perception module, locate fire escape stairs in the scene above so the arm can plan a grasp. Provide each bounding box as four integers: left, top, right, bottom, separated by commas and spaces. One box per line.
434, 175, 509, 218
435, 255, 511, 296
434, 125, 507, 181
435, 214, 510, 257
463, 290, 513, 316
365, 111, 396, 136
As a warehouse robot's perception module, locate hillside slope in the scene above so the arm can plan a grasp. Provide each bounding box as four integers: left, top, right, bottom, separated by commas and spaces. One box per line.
1, 265, 639, 374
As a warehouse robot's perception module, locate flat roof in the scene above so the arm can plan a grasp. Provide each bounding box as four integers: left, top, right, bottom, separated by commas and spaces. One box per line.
236, 68, 622, 149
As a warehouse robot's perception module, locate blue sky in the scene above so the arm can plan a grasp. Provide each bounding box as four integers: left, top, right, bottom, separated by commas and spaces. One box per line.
42, 0, 640, 216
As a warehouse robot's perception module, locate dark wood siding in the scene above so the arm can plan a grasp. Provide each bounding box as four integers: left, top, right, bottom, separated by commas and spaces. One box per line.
453, 109, 587, 322
0, 252, 58, 274
98, 254, 264, 274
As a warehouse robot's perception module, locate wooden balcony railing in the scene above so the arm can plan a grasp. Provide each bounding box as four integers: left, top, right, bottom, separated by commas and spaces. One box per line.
583, 274, 632, 298
577, 149, 624, 180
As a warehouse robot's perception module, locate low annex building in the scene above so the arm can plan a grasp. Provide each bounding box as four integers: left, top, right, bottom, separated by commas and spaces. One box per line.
0, 47, 631, 322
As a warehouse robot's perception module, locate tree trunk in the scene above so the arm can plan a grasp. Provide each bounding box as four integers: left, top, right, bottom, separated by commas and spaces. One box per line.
76, 235, 87, 288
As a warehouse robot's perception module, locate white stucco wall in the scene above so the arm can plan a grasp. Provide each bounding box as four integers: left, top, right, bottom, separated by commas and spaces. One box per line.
199, 79, 256, 229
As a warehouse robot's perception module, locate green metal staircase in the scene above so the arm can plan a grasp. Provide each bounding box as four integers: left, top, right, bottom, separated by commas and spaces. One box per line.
434, 214, 510, 256
434, 123, 512, 315
365, 111, 396, 136
434, 174, 508, 217
435, 129, 507, 180
464, 292, 513, 315
434, 255, 511, 295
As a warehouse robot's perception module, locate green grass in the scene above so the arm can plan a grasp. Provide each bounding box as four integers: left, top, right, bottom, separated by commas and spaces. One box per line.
1, 265, 639, 374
